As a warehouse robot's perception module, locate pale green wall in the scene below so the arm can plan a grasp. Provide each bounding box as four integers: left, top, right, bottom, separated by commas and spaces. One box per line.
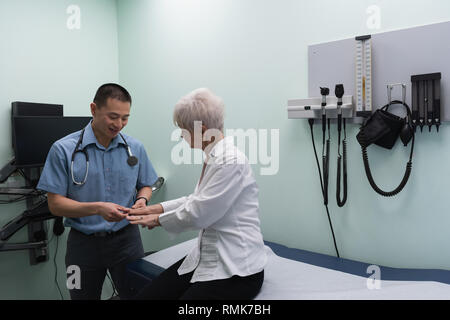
0, 0, 119, 299
116, 0, 450, 270
2, 0, 450, 300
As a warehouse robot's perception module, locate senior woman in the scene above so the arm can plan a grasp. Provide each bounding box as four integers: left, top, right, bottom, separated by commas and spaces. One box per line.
127, 88, 267, 300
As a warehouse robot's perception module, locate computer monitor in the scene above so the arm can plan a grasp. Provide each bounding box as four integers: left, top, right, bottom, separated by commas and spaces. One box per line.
11, 101, 63, 117
12, 116, 92, 168
11, 101, 64, 149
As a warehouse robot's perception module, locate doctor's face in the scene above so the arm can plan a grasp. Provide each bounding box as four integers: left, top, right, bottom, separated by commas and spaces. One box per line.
90, 97, 130, 143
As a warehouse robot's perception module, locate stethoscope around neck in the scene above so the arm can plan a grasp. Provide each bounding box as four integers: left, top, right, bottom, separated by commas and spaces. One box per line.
71, 127, 138, 185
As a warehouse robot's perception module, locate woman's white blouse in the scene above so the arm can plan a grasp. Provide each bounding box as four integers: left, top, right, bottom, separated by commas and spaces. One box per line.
158, 136, 267, 282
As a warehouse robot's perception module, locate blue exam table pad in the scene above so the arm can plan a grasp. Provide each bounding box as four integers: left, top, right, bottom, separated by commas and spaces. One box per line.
126, 239, 450, 299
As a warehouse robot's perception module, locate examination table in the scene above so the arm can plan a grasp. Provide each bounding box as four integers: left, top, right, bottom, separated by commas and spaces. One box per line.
126, 239, 450, 299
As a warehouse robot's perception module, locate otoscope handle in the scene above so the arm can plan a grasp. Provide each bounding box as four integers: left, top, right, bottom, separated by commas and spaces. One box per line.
337, 114, 342, 132
323, 140, 330, 205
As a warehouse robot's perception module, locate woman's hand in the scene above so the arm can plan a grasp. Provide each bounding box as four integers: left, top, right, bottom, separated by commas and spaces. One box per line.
127, 213, 161, 230
127, 204, 164, 229
129, 204, 164, 216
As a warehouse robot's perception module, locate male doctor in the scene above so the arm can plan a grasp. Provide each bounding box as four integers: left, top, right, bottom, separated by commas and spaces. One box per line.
37, 83, 158, 299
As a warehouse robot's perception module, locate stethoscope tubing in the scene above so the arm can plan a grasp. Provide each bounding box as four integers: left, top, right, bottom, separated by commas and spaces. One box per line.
71, 127, 137, 185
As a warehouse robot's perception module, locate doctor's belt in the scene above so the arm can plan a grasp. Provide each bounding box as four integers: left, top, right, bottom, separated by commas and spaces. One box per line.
71, 223, 132, 238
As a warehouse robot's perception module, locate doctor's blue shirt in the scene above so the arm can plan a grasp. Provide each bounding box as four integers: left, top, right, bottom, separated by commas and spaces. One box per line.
37, 122, 158, 235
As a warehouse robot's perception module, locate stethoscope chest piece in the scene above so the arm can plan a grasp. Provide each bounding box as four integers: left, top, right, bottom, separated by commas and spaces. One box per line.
125, 144, 138, 166
71, 128, 139, 185
127, 155, 138, 166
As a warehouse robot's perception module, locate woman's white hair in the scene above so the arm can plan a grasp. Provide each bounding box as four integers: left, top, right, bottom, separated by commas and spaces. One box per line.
173, 88, 224, 132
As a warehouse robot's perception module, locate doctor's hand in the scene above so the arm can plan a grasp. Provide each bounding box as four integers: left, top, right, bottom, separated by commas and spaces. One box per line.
97, 202, 129, 222
131, 198, 147, 209
127, 213, 161, 230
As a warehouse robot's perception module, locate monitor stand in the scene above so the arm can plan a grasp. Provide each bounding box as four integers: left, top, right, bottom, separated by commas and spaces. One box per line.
0, 164, 55, 265
0, 158, 17, 184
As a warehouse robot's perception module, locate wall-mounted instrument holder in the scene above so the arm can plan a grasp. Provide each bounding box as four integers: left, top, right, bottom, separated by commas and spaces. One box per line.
411, 72, 441, 132
287, 95, 354, 119
307, 22, 450, 126
288, 85, 350, 257
286, 22, 450, 255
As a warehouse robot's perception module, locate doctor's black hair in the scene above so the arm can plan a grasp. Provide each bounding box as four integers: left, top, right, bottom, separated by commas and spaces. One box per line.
93, 83, 132, 108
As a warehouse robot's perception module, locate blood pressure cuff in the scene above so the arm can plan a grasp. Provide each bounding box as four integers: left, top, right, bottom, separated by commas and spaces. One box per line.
356, 108, 404, 149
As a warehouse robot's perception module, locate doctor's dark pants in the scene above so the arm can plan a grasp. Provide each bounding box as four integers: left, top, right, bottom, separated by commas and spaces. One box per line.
65, 224, 144, 300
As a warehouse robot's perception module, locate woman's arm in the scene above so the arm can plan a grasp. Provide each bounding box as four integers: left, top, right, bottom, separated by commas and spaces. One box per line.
129, 203, 164, 215
127, 163, 245, 232
128, 195, 188, 215
156, 164, 244, 233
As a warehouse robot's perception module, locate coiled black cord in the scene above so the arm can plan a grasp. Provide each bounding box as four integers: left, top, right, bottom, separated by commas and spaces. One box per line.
53, 233, 64, 300
336, 119, 347, 207
309, 119, 340, 258
360, 100, 415, 197
336, 141, 348, 206
362, 142, 413, 197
